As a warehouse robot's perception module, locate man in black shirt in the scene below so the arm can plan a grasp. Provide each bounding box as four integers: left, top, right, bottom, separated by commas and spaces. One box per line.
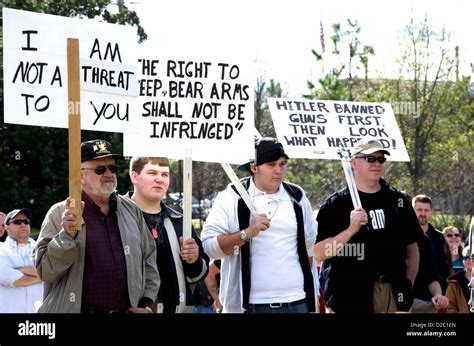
128, 156, 209, 314
411, 233, 449, 312
315, 139, 422, 313
412, 194, 452, 293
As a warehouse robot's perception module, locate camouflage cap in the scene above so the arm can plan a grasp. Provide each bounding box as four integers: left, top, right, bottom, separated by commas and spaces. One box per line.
351, 138, 390, 157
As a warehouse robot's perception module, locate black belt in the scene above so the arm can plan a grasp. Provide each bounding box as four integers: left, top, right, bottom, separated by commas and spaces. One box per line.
249, 298, 306, 309
81, 305, 130, 314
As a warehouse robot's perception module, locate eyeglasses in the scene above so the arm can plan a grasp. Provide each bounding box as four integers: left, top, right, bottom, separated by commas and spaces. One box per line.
9, 219, 30, 225
356, 155, 387, 164
81, 164, 117, 175
462, 255, 472, 260
446, 233, 461, 238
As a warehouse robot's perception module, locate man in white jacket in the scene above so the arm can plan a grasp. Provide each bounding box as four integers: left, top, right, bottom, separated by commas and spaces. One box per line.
0, 208, 42, 312
201, 137, 318, 313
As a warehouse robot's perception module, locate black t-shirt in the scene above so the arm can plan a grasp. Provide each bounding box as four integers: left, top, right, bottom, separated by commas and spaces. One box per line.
316, 179, 422, 313
425, 225, 451, 294
142, 210, 179, 314
413, 234, 439, 301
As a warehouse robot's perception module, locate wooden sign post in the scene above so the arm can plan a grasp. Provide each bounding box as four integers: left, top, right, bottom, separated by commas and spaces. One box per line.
67, 38, 82, 231
221, 162, 256, 214
182, 150, 193, 240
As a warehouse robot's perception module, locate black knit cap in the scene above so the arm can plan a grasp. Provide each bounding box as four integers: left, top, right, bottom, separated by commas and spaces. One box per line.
238, 137, 289, 172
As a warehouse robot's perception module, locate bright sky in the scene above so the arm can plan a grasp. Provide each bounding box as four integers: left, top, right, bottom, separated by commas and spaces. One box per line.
125, 0, 473, 97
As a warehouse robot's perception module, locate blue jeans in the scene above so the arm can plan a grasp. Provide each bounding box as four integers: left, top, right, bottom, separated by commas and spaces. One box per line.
193, 305, 215, 314
247, 299, 308, 313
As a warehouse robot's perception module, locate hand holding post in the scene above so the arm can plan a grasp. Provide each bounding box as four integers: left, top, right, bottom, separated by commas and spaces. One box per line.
338, 148, 362, 209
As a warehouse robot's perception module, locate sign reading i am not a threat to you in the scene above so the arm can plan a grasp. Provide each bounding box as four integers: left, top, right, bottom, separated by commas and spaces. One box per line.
124, 52, 254, 164
3, 8, 139, 133
268, 98, 410, 162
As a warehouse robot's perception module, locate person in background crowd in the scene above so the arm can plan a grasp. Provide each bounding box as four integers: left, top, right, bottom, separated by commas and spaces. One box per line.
127, 156, 209, 314
202, 137, 317, 313
446, 246, 472, 313
0, 212, 7, 242
443, 226, 465, 273
193, 259, 222, 313
315, 139, 421, 313
35, 139, 159, 313
411, 232, 449, 313
206, 259, 223, 313
412, 195, 452, 293
0, 208, 43, 312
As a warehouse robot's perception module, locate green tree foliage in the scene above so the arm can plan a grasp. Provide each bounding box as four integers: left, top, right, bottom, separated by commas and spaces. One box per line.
306, 19, 375, 101
254, 77, 282, 138
0, 1, 145, 230
373, 17, 473, 231
2, 0, 147, 42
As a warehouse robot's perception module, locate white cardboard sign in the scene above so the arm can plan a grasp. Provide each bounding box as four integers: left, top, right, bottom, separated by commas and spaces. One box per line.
124, 50, 254, 164
3, 8, 139, 133
268, 98, 410, 161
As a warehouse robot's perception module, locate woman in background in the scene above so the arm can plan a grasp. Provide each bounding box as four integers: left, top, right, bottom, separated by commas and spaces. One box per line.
443, 226, 464, 273
446, 246, 472, 313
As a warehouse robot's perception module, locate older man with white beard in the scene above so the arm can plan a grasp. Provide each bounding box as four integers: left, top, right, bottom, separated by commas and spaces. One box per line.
35, 140, 159, 313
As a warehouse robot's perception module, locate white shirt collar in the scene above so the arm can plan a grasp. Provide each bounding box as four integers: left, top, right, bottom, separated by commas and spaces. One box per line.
5, 236, 35, 248
249, 177, 289, 201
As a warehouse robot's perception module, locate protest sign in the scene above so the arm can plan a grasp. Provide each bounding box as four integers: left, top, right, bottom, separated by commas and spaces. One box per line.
268, 98, 410, 161
3, 8, 139, 133
124, 52, 254, 164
